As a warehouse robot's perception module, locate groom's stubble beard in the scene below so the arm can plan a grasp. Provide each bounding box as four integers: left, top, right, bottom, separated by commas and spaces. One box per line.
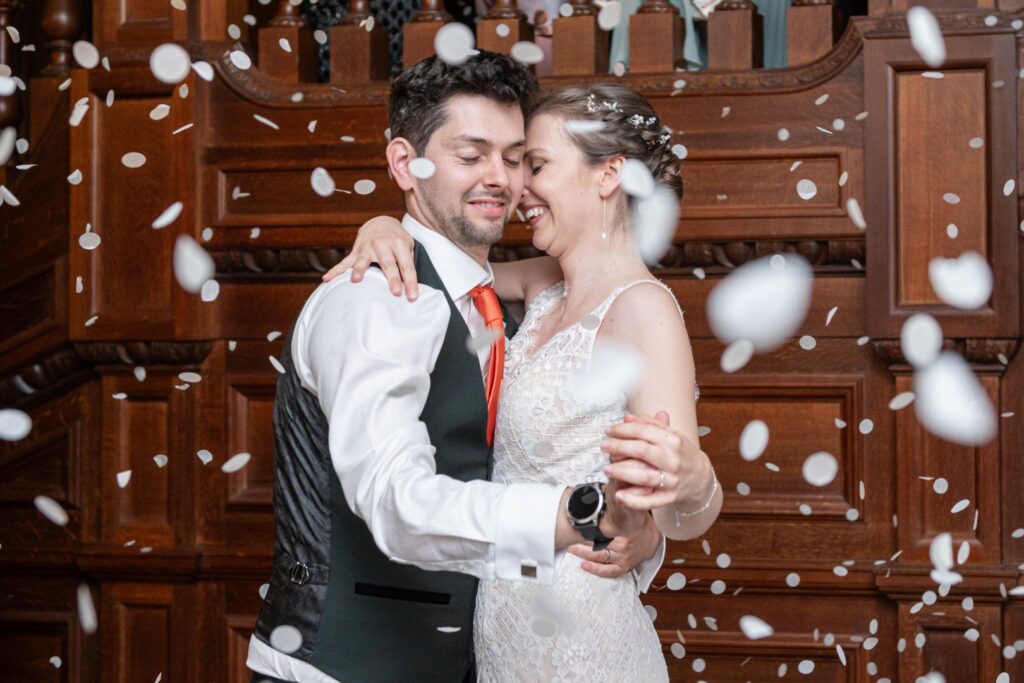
419, 180, 510, 250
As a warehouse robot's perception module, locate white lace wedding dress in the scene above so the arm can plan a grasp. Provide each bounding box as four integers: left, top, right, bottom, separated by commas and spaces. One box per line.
474, 279, 693, 682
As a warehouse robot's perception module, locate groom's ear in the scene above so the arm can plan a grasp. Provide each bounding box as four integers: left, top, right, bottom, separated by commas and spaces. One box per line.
597, 156, 626, 199
386, 137, 417, 192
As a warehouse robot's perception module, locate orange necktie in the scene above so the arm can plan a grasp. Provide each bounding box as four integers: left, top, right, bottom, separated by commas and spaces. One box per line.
468, 284, 505, 446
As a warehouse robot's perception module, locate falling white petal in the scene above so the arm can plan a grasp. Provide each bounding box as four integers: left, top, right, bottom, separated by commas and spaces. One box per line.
632, 185, 678, 264
149, 43, 191, 84
847, 198, 866, 229
901, 313, 943, 368
908, 7, 946, 68
739, 420, 769, 461
152, 201, 184, 229
802, 451, 838, 487
77, 584, 98, 633
510, 41, 544, 65
409, 158, 437, 179
914, 351, 996, 446
434, 23, 475, 65
0, 408, 32, 440
270, 625, 303, 653
72, 40, 100, 69
173, 235, 215, 293
34, 496, 68, 526
928, 251, 993, 309
707, 254, 813, 352
221, 452, 251, 473
311, 167, 336, 197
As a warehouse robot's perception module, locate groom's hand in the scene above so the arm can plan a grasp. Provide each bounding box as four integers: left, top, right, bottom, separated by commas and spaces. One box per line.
569, 513, 660, 578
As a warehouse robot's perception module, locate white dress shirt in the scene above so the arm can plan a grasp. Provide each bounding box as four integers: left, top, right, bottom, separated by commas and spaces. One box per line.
248, 214, 664, 681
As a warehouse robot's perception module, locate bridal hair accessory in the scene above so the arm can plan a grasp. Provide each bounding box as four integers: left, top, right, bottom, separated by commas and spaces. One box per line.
585, 95, 671, 149
673, 472, 719, 526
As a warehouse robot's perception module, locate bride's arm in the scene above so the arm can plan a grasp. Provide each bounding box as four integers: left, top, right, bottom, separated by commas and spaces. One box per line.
321, 215, 563, 305
597, 284, 721, 541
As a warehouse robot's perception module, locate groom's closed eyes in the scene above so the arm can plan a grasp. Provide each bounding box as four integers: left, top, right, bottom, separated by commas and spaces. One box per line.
448, 135, 526, 169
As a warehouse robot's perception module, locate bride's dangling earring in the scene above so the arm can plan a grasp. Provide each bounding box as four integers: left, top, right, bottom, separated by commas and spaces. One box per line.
601, 196, 608, 241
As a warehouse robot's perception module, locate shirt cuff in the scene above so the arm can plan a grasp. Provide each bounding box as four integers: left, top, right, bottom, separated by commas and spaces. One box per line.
494, 483, 565, 584
633, 533, 666, 594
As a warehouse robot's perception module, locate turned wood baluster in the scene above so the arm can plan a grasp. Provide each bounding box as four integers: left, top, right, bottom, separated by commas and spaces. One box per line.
477, 0, 533, 55
787, 0, 839, 67
707, 0, 764, 70
629, 0, 684, 73
552, 0, 608, 75
269, 0, 306, 27
404, 0, 451, 68
258, 0, 318, 82
0, 0, 22, 167
330, 0, 389, 83
40, 0, 82, 76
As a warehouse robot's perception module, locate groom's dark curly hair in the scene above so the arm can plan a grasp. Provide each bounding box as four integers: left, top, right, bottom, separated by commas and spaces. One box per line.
389, 51, 538, 155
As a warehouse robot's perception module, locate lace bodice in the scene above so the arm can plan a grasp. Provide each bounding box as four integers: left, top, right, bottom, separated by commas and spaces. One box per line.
474, 279, 687, 682
492, 278, 697, 488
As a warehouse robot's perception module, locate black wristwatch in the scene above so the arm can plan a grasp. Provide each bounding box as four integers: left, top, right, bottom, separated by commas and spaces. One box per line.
566, 482, 615, 551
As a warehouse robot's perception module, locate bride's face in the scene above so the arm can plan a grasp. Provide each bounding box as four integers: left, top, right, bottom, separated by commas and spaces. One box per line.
520, 114, 602, 257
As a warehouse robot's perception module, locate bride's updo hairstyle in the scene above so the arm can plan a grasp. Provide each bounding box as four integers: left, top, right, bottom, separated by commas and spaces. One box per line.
528, 83, 683, 203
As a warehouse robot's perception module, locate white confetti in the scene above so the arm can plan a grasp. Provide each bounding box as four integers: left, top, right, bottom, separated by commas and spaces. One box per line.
229, 50, 252, 70
1003, 179, 1015, 196
197, 449, 213, 465
354, 179, 376, 195
201, 279, 220, 302
149, 43, 190, 84
409, 157, 437, 179
153, 454, 168, 468
707, 253, 813, 353
434, 23, 475, 65
121, 152, 146, 168
803, 451, 838, 487
632, 185, 678, 264
269, 355, 286, 374
597, 1, 622, 30
915, 351, 996, 446
739, 615, 774, 640
116, 470, 132, 488
173, 235, 215, 293
621, 158, 655, 199
671, 144, 687, 160
847, 198, 866, 229
510, 41, 545, 65
67, 169, 83, 184
78, 584, 97, 633
34, 495, 68, 526
889, 392, 915, 410
928, 251, 992, 309
901, 313, 943, 367
278, 37, 292, 53
152, 201, 184, 229
192, 61, 214, 81
720, 339, 754, 373
796, 179, 817, 200
0, 408, 32, 440
269, 625, 303, 653
777, 128, 790, 141
311, 167, 336, 197
908, 6, 946, 67
826, 306, 838, 326
951, 499, 970, 513
253, 114, 279, 130
221, 452, 251, 473
0, 126, 15, 165
815, 93, 829, 105
150, 104, 170, 120
739, 420, 769, 461
72, 40, 100, 69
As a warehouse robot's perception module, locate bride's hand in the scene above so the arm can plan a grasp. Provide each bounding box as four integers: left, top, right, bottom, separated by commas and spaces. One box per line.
601, 411, 714, 511
568, 513, 660, 578
321, 215, 419, 300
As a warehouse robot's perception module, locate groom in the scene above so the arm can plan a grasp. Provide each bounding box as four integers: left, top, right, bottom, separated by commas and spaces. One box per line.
247, 52, 670, 683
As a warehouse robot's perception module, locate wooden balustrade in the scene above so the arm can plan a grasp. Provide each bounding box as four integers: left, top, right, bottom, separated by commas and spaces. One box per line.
404, 0, 450, 68
787, 0, 840, 67
552, 0, 609, 75
258, 0, 318, 82
707, 0, 764, 70
40, 0, 82, 76
330, 0, 388, 84
629, 0, 685, 73
476, 0, 534, 56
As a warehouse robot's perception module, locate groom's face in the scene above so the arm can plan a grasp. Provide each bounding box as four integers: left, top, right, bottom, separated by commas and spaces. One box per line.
415, 95, 526, 249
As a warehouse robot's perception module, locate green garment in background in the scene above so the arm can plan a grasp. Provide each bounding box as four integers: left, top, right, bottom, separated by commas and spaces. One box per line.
609, 0, 792, 72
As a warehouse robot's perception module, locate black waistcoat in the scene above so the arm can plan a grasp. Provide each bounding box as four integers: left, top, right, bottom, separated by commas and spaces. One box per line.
253, 242, 518, 682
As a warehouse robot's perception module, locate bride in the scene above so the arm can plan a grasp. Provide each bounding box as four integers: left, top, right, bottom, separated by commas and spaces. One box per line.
325, 83, 722, 681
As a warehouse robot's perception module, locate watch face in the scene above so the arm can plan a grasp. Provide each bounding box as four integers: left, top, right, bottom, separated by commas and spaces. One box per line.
568, 484, 601, 521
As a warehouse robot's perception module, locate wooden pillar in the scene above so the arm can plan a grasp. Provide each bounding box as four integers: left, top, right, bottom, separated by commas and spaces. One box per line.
40, 0, 82, 76
552, 0, 608, 75
786, 0, 839, 67
628, 0, 684, 74
330, 0, 389, 83
257, 0, 319, 82
0, 0, 22, 181
404, 0, 450, 68
707, 0, 763, 70
476, 0, 534, 55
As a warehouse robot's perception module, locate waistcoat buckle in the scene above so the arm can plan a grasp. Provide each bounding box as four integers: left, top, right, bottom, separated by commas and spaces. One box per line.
289, 561, 311, 585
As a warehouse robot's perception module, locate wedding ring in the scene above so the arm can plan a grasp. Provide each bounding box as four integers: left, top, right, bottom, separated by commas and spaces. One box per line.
658, 470, 666, 489
604, 549, 613, 564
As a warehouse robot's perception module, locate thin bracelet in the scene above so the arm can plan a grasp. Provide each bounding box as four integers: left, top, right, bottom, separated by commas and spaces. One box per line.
673, 474, 719, 526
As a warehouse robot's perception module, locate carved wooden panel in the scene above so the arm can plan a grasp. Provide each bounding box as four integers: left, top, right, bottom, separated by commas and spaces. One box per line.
864, 33, 1019, 338
0, 614, 70, 683
893, 373, 1002, 564
226, 382, 276, 509
94, 0, 188, 48
68, 69, 192, 340
898, 602, 1004, 682
101, 583, 173, 683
